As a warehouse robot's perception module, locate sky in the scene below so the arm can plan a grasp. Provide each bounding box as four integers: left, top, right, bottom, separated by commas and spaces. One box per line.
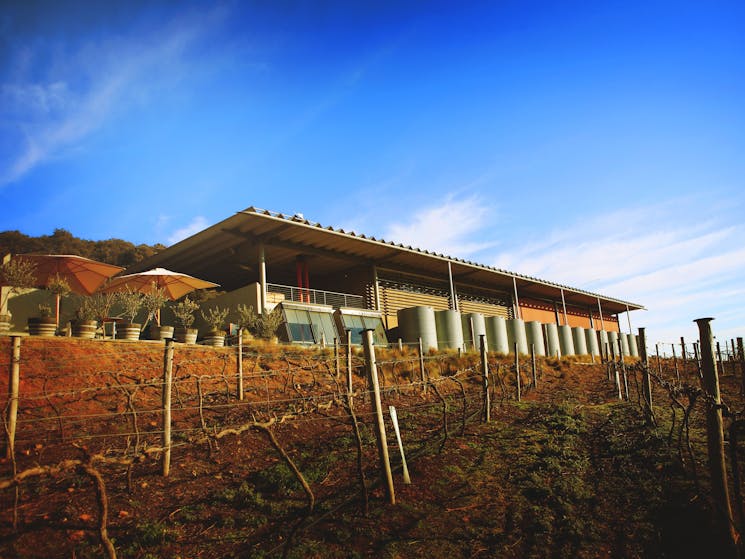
1, 0, 744, 347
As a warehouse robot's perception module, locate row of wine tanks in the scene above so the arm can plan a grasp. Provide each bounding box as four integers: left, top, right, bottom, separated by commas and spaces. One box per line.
397, 306, 639, 358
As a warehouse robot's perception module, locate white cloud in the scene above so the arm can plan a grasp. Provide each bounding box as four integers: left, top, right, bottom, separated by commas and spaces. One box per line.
383, 195, 498, 257
490, 199, 745, 344
167, 216, 208, 245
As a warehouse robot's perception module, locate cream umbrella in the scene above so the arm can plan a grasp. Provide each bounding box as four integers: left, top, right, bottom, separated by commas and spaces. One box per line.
101, 267, 219, 324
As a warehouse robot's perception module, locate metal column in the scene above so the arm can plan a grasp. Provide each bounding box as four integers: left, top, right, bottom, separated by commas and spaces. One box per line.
512, 276, 521, 320
447, 261, 459, 312
259, 243, 267, 314
560, 288, 568, 325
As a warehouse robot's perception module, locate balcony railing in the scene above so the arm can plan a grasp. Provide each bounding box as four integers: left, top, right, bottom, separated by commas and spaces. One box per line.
267, 283, 366, 309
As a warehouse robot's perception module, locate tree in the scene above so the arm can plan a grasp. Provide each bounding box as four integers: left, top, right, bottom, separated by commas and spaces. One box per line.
0, 257, 38, 317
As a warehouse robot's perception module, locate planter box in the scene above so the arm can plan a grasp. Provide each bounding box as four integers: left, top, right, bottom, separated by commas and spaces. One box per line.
150, 325, 175, 341
117, 323, 141, 341
202, 330, 226, 347
28, 317, 57, 337
174, 327, 198, 344
72, 320, 98, 339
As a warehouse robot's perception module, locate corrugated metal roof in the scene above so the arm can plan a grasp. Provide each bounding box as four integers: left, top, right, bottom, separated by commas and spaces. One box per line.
124, 206, 645, 315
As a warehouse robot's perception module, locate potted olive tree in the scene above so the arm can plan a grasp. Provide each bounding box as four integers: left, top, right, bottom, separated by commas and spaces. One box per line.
88, 291, 117, 339
0, 257, 37, 333
71, 295, 98, 339
115, 288, 144, 341
143, 287, 172, 340
173, 297, 199, 344
237, 304, 283, 343
200, 306, 229, 347
28, 304, 56, 336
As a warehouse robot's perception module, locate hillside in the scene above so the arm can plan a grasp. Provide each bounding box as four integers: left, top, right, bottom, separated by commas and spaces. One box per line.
0, 336, 742, 558
0, 229, 164, 267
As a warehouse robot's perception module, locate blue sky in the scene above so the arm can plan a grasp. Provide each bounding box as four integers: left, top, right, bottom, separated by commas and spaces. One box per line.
2, 0, 744, 346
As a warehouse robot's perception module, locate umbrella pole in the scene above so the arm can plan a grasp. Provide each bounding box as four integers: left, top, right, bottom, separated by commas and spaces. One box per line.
55, 294, 61, 329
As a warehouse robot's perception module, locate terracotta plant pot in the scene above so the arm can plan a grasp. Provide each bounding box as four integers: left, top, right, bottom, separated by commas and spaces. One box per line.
0, 314, 10, 334
174, 327, 198, 344
28, 317, 57, 337
117, 323, 142, 341
72, 320, 98, 339
202, 330, 226, 347
149, 324, 175, 341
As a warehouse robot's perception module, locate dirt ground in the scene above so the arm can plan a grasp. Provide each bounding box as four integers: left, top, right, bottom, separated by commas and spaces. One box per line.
0, 336, 742, 558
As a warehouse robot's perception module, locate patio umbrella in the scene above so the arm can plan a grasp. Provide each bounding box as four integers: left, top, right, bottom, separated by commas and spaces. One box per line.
14, 254, 125, 326
101, 267, 219, 324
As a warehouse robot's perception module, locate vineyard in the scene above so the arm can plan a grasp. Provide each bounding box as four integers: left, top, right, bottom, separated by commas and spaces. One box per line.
0, 331, 743, 559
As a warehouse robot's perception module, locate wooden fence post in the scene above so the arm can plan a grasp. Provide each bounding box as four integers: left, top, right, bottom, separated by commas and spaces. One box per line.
363, 329, 395, 505
398, 338, 403, 352
334, 337, 340, 378
346, 329, 353, 397
619, 341, 629, 400
737, 337, 745, 396
610, 343, 622, 400
680, 336, 687, 363
716, 341, 724, 377
531, 343, 537, 389
5, 336, 21, 460
162, 339, 174, 477
638, 328, 655, 425
418, 337, 427, 394
672, 344, 680, 385
694, 318, 738, 553
515, 342, 521, 402
389, 406, 411, 484
237, 328, 244, 401
480, 334, 490, 423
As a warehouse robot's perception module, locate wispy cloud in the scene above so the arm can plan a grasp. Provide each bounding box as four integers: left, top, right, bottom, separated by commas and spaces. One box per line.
382, 195, 498, 257
0, 8, 227, 186
491, 198, 745, 343
167, 216, 209, 245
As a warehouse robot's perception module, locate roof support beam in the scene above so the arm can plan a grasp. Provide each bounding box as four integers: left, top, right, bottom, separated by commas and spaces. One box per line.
448, 261, 459, 312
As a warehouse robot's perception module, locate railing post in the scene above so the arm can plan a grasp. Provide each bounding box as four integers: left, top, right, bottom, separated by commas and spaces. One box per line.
363, 329, 395, 505
694, 318, 737, 554
480, 334, 490, 423
6, 336, 21, 460
162, 339, 175, 477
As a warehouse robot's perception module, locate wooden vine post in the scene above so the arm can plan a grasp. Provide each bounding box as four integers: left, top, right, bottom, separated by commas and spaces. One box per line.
162, 339, 174, 477
514, 343, 521, 402
694, 318, 738, 554
346, 329, 353, 397
418, 337, 427, 394
738, 337, 745, 396
480, 334, 490, 423
531, 343, 538, 389
610, 343, 622, 400
638, 328, 655, 425
363, 329, 395, 505
237, 328, 244, 400
6, 336, 21, 459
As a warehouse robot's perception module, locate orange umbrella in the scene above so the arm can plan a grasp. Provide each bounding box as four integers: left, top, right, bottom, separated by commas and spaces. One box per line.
14, 254, 125, 326
100, 267, 219, 324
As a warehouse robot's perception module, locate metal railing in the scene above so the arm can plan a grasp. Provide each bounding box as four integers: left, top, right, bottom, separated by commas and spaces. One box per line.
267, 283, 366, 309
